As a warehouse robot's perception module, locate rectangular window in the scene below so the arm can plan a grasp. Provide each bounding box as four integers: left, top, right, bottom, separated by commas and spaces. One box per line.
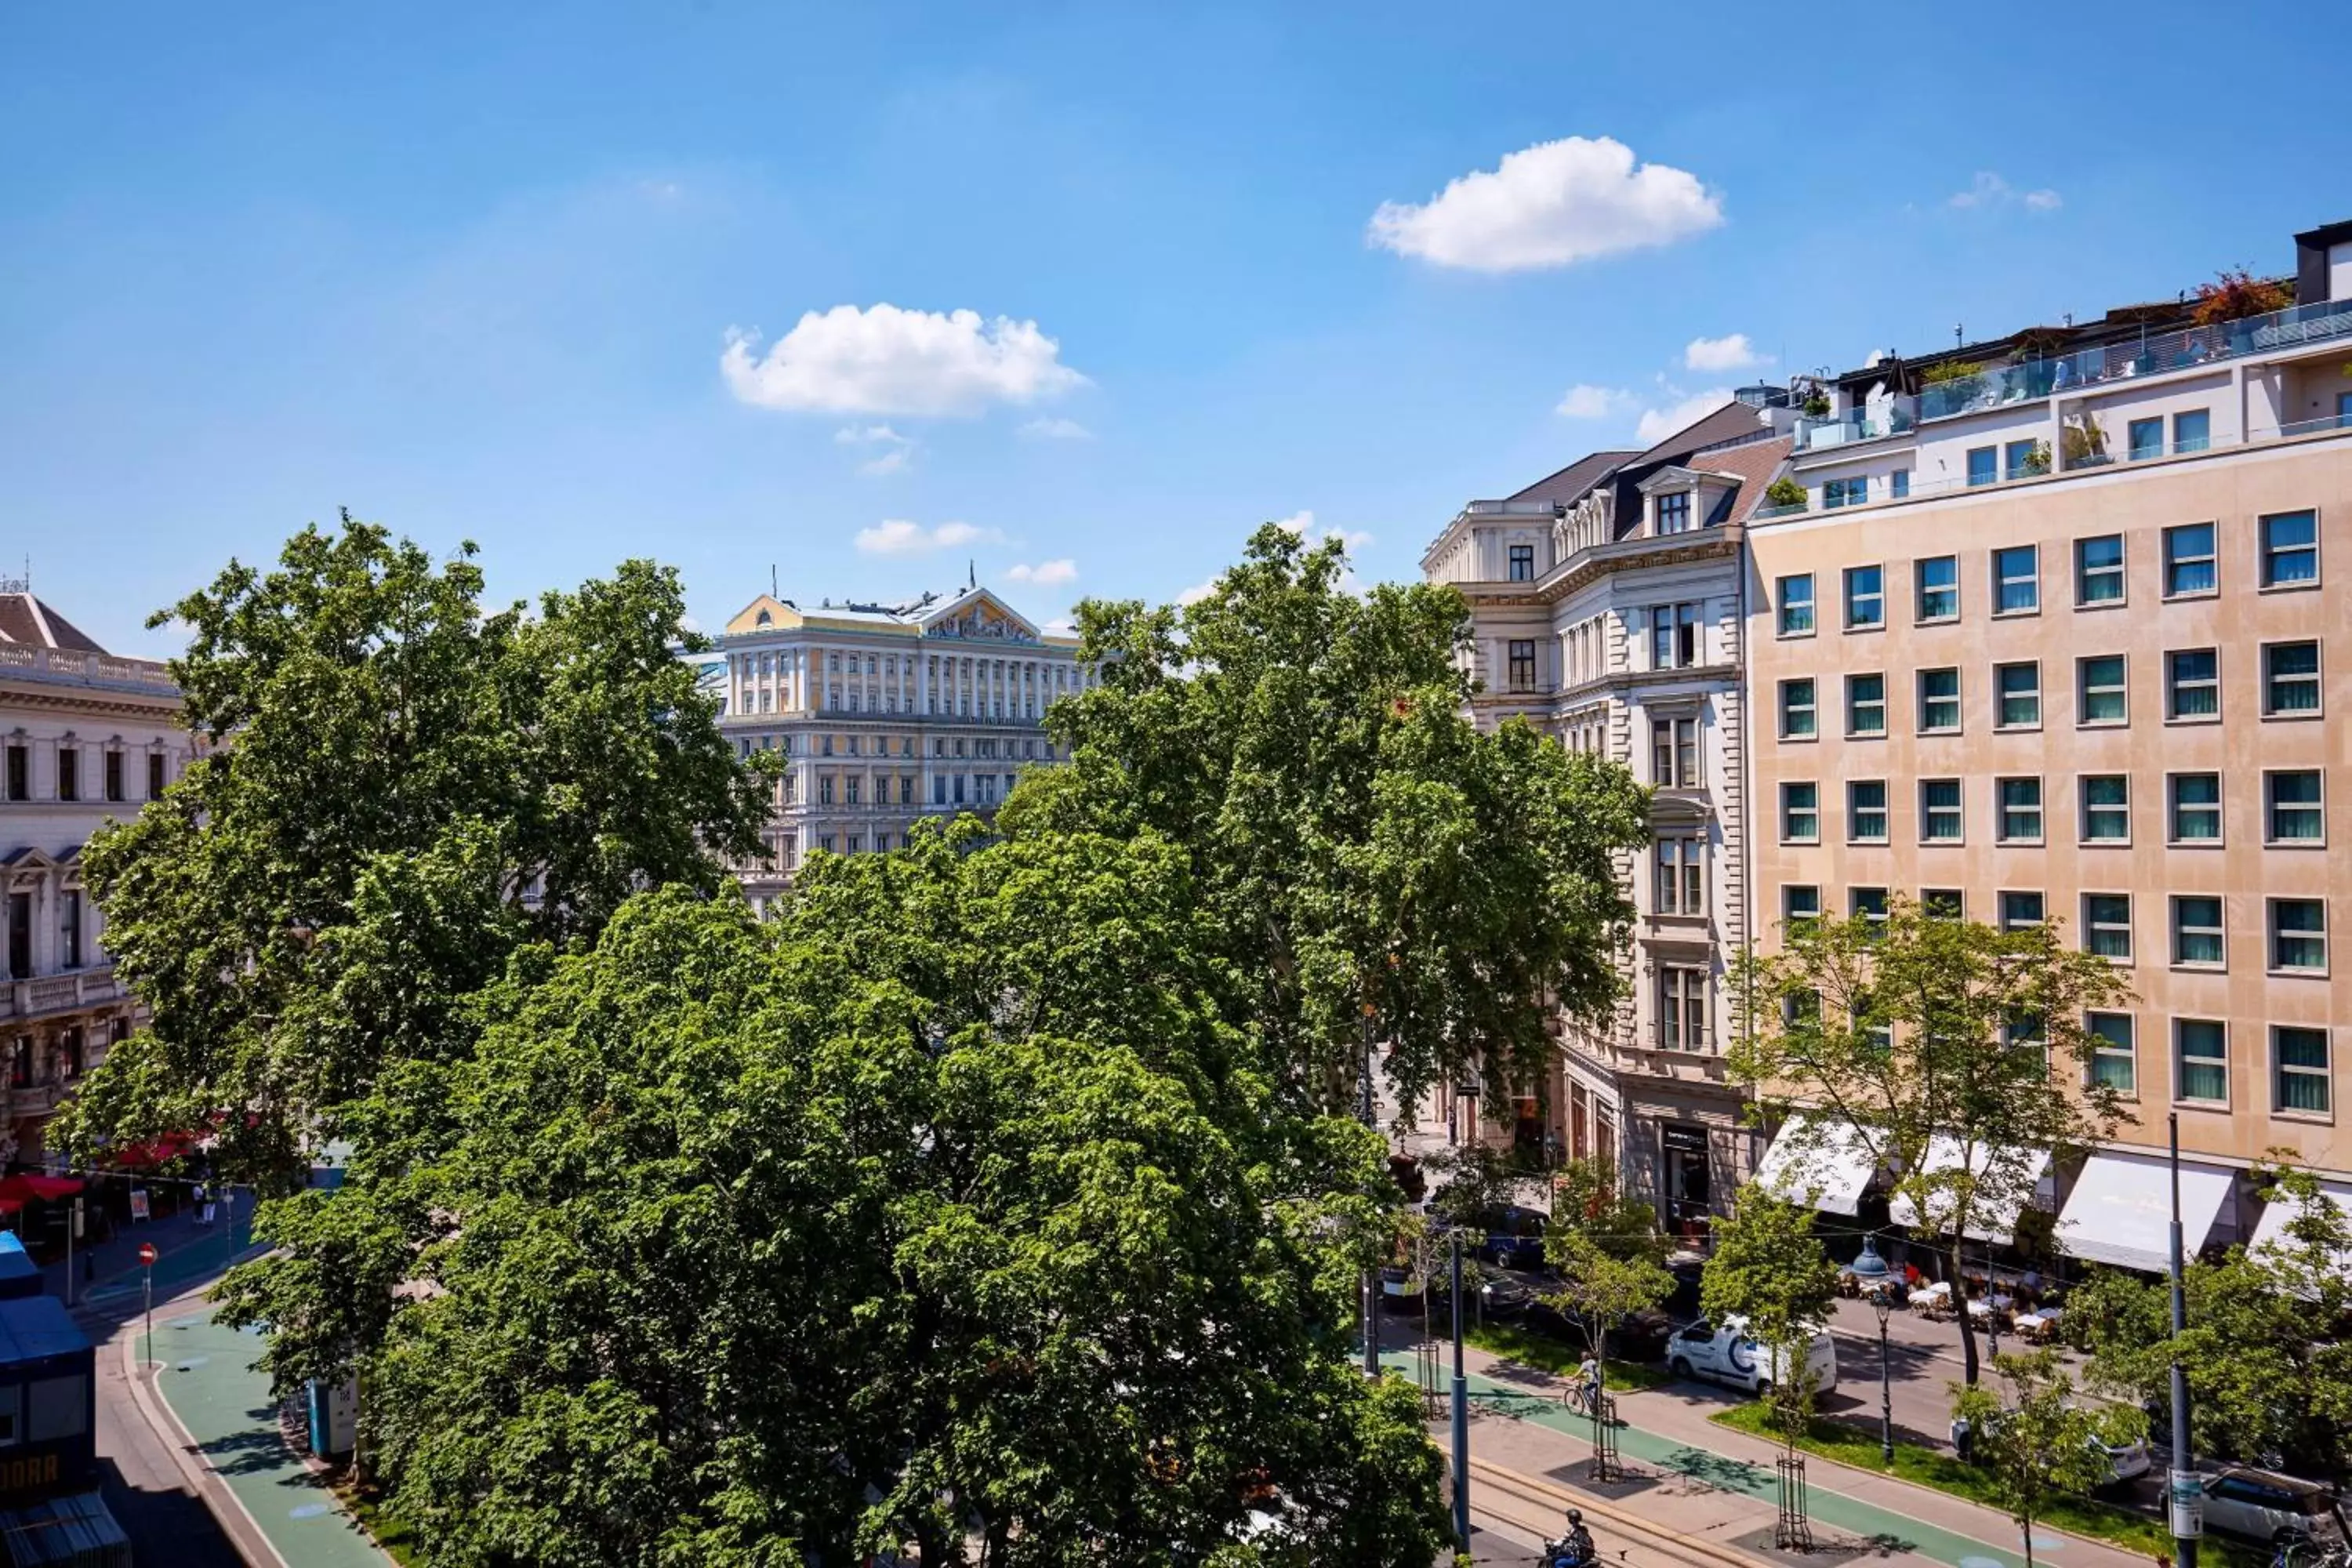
1657, 967, 1708, 1051
2168, 772, 2222, 843
2081, 775, 2130, 843
1920, 779, 1963, 843
1508, 543, 1535, 581
147, 753, 165, 800
1783, 884, 1820, 934
1779, 679, 1816, 740
2077, 655, 2127, 725
1850, 887, 1889, 927
2164, 522, 2216, 597
1921, 888, 1964, 919
4, 895, 24, 981
1657, 492, 1691, 534
103, 751, 123, 804
2172, 895, 2226, 967
2176, 1021, 2227, 1105
56, 750, 77, 803
1917, 668, 1960, 733
2270, 898, 2328, 973
1777, 575, 1815, 637
2075, 535, 2125, 605
1992, 545, 2039, 613
1843, 565, 1884, 630
1651, 717, 1698, 788
1915, 555, 1958, 622
1823, 476, 1869, 510
2083, 894, 2132, 961
2165, 649, 2219, 720
1781, 782, 1818, 844
1995, 662, 2041, 728
1891, 468, 1910, 499
1966, 446, 1998, 487
2089, 1014, 2137, 1094
1507, 639, 1536, 693
2267, 770, 2325, 844
2275, 1027, 2332, 1116
2000, 890, 2045, 930
1653, 838, 1705, 917
2262, 641, 2321, 716
1845, 673, 1886, 737
2128, 417, 2164, 462
2173, 408, 2211, 454
2005, 438, 2042, 481
58, 891, 82, 969
3, 747, 23, 803
2259, 510, 2318, 588
1997, 776, 2042, 842
1848, 780, 1888, 843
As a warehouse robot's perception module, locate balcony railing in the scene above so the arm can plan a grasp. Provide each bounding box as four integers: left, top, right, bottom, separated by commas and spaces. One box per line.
1794, 399, 1918, 452
1918, 296, 2352, 422
0, 645, 177, 695
0, 966, 123, 1022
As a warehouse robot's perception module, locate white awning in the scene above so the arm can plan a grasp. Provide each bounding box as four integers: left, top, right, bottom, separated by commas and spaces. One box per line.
2057, 1150, 2234, 1273
1888, 1135, 2052, 1245
1755, 1114, 1878, 1216
2249, 1180, 2352, 1269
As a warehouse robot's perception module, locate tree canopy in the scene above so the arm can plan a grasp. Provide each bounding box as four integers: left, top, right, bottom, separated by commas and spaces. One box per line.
1733, 900, 2133, 1382
1702, 1185, 1837, 1445
1952, 1350, 2141, 1568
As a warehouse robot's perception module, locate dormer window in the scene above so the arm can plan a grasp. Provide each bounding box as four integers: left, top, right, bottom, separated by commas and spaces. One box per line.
1657, 491, 1692, 535
1508, 543, 1535, 581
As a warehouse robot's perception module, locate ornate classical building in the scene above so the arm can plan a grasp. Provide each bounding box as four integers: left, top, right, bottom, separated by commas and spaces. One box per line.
0, 590, 187, 1163
1421, 401, 1795, 1234
712, 585, 1094, 909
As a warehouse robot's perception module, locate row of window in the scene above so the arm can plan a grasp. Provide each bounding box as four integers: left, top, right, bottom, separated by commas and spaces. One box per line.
1781, 884, 2329, 978
736, 733, 1054, 761
1774, 509, 2318, 636
1777, 643, 2324, 740
1779, 769, 2325, 848
2, 745, 169, 806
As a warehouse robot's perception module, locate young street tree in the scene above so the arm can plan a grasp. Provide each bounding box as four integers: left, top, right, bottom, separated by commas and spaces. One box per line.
1002, 522, 1650, 1123
1702, 1185, 1838, 1455
1542, 1158, 1673, 1452
1953, 1350, 2143, 1568
1732, 900, 2133, 1383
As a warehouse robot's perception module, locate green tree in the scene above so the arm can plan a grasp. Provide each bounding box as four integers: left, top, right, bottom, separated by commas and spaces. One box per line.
294, 826, 1451, 1567
1541, 1158, 1672, 1451
1702, 1185, 1838, 1454
1953, 1350, 2142, 1568
60, 518, 772, 1188
1732, 901, 2133, 1383
1001, 523, 1650, 1120
2072, 1163, 2352, 1478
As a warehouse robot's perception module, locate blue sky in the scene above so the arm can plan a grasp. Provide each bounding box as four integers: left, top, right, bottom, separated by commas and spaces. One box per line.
4, 2, 2344, 656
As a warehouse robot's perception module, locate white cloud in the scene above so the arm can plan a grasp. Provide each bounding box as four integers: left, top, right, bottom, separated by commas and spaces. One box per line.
1555, 383, 1632, 419
1273, 510, 1315, 536
834, 423, 916, 476
1176, 579, 1219, 607
1042, 616, 1077, 635
1019, 416, 1094, 441
853, 518, 1005, 557
1006, 559, 1079, 586
1948, 172, 2061, 213
1367, 136, 1723, 272
721, 304, 1088, 416
1683, 333, 1766, 372
1634, 388, 1735, 445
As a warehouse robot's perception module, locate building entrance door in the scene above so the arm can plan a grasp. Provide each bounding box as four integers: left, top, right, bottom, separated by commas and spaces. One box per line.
1661, 1125, 1711, 1235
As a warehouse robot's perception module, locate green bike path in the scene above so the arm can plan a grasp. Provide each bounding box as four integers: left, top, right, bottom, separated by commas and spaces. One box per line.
1386, 1352, 2069, 1568
148, 1308, 390, 1568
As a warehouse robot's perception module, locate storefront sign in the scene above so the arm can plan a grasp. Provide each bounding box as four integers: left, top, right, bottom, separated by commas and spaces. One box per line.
128, 1189, 149, 1222
1660, 1125, 1709, 1155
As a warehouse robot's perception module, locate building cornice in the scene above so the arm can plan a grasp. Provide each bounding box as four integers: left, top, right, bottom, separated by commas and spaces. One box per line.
1458, 526, 1743, 610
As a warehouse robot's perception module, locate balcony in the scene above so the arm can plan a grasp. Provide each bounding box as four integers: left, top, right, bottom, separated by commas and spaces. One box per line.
0, 965, 123, 1022
1794, 398, 1917, 452
0, 645, 177, 697
1918, 296, 2352, 422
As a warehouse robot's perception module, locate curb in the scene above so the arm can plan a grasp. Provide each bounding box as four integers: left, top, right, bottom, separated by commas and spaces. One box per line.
1468, 1454, 1763, 1568
117, 1297, 292, 1568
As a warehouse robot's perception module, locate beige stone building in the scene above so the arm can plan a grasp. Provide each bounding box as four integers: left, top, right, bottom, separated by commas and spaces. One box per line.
0, 590, 187, 1163
710, 585, 1094, 909
1748, 218, 2352, 1268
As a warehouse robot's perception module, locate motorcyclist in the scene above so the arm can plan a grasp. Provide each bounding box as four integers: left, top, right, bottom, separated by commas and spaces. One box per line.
1546, 1507, 1596, 1567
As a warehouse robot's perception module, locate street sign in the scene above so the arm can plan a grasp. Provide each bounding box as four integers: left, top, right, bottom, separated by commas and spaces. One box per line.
136, 1243, 157, 1267
2168, 1468, 2205, 1538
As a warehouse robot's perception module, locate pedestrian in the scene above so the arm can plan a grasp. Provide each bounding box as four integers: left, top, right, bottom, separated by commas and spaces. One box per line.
1950, 1413, 1973, 1463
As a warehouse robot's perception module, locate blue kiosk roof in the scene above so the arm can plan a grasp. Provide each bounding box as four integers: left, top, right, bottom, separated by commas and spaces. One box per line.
0, 1295, 87, 1365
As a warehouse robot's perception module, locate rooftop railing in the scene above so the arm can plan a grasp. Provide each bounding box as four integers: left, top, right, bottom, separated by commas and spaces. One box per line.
0, 644, 177, 694
1794, 399, 1918, 452
1917, 296, 2352, 421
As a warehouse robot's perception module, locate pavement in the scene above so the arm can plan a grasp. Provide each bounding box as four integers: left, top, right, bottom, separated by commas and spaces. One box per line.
1385, 1324, 2157, 1568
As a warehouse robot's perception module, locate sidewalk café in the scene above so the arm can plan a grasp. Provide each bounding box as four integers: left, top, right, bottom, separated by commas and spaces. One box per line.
0, 1132, 206, 1260
1751, 1113, 2256, 1331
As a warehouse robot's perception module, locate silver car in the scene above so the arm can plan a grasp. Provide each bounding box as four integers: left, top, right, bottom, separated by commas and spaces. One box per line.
2201, 1466, 2347, 1548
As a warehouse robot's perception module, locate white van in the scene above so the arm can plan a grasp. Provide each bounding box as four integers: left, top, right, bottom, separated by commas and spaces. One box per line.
1666, 1315, 1838, 1400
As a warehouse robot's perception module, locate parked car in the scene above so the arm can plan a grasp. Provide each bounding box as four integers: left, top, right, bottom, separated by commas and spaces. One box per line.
1377, 1263, 1425, 1312
1665, 1316, 1838, 1399
2200, 1467, 2348, 1548
1474, 1206, 1548, 1271
1475, 1276, 1534, 1321
2092, 1433, 2151, 1490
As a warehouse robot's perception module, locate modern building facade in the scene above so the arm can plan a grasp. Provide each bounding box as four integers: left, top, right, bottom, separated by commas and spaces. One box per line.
1422, 403, 1794, 1234
0, 591, 187, 1163
711, 585, 1093, 908
1747, 218, 2352, 1265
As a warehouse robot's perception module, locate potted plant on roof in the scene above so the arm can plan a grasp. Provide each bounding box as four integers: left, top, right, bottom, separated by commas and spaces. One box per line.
1763, 477, 1808, 513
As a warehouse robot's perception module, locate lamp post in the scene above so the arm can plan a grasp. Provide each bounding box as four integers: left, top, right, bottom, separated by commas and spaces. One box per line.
1849, 1234, 1896, 1465
1448, 1227, 1470, 1552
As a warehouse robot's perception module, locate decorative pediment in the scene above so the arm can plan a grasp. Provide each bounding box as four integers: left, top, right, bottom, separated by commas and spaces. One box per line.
917, 587, 1041, 644
724, 596, 803, 635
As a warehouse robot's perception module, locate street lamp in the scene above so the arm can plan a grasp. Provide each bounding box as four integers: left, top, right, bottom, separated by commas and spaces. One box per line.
1849, 1234, 1896, 1466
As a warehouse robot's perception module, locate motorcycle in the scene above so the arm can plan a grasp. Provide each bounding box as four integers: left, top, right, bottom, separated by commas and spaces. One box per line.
1540, 1530, 1598, 1568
